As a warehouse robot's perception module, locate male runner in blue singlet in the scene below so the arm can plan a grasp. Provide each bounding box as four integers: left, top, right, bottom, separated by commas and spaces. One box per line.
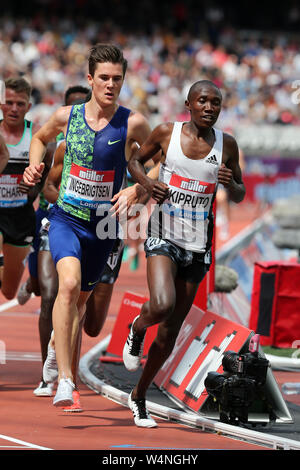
17, 85, 91, 399
24, 43, 158, 407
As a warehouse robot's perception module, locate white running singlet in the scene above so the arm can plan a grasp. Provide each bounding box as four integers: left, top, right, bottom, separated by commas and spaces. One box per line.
148, 121, 223, 253
0, 119, 32, 209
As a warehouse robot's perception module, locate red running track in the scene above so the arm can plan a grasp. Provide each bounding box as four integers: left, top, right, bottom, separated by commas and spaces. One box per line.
0, 202, 295, 453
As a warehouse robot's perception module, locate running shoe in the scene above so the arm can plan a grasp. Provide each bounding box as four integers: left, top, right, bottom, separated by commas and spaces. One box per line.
122, 245, 128, 262
33, 380, 54, 397
130, 253, 139, 271
128, 391, 157, 428
43, 340, 58, 383
63, 390, 83, 413
17, 282, 32, 305
123, 316, 145, 371
53, 377, 75, 407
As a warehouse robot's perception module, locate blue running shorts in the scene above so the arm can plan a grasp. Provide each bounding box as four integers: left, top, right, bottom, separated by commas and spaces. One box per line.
48, 204, 116, 291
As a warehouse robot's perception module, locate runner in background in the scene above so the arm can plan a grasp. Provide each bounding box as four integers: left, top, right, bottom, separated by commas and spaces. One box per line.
122, 159, 155, 271
41, 136, 159, 411
0, 77, 52, 300
0, 133, 9, 173
0, 133, 9, 276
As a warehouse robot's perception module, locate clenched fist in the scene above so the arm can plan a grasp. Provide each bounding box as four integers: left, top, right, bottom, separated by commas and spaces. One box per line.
218, 163, 233, 188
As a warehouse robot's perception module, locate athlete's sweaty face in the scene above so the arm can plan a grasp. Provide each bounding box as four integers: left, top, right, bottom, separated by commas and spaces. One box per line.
88, 62, 124, 107
1, 88, 31, 128
186, 85, 222, 128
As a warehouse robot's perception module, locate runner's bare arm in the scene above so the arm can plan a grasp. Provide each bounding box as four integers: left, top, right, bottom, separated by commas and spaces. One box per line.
125, 112, 152, 159
43, 141, 65, 203
218, 134, 246, 203
128, 123, 170, 203
111, 161, 161, 219
0, 133, 9, 173
23, 106, 70, 186
22, 143, 55, 202
110, 141, 148, 218
111, 112, 162, 216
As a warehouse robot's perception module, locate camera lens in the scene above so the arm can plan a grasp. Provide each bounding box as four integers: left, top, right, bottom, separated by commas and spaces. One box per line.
222, 350, 240, 373
204, 371, 225, 399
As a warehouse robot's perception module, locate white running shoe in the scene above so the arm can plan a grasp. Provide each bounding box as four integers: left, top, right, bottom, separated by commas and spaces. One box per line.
17, 282, 32, 305
123, 316, 145, 371
43, 340, 58, 383
128, 391, 157, 428
33, 380, 54, 397
53, 378, 75, 407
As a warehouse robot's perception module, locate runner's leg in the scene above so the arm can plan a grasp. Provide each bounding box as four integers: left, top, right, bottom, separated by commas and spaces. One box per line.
38, 250, 58, 364
83, 282, 114, 337
133, 255, 178, 335
132, 276, 199, 400
1, 243, 31, 299
52, 256, 82, 382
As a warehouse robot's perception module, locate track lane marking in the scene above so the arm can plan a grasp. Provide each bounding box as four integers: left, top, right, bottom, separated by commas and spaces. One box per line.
0, 434, 52, 450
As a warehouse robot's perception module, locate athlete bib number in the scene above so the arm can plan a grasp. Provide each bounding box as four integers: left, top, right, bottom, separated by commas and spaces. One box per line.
63, 163, 115, 210
0, 174, 28, 208
163, 173, 216, 221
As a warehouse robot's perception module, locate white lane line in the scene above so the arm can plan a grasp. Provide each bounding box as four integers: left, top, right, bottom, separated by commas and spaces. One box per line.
0, 295, 37, 313
0, 300, 51, 451
4, 352, 42, 362
0, 434, 52, 450
0, 299, 19, 312
0, 446, 30, 449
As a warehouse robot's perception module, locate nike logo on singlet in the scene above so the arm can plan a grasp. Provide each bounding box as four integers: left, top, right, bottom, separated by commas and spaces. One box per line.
108, 139, 121, 145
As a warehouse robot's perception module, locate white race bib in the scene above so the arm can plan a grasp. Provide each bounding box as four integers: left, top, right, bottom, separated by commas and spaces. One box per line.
163, 173, 216, 221
63, 163, 115, 210
0, 174, 28, 208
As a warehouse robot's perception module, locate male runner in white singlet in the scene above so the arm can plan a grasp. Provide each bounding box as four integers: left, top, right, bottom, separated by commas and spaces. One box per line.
0, 77, 52, 299
123, 80, 246, 427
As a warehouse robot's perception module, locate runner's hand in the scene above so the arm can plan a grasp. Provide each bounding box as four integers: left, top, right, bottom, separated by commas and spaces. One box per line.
217, 163, 233, 188
151, 181, 169, 204
23, 162, 45, 186
18, 180, 31, 194
110, 184, 148, 219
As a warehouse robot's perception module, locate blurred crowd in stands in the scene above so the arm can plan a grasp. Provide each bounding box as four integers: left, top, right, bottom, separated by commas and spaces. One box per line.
1, 0, 300, 129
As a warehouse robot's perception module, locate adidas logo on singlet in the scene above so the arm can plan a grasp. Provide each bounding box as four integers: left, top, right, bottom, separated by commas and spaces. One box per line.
206, 154, 218, 165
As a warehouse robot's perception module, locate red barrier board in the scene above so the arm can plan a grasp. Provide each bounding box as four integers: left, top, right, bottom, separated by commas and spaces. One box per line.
154, 308, 253, 413
106, 291, 158, 357
249, 261, 300, 347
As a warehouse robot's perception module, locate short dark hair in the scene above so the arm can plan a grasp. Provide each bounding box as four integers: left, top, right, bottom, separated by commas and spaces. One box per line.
64, 85, 90, 105
5, 77, 32, 99
88, 43, 127, 78
187, 80, 222, 101
70, 90, 92, 106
